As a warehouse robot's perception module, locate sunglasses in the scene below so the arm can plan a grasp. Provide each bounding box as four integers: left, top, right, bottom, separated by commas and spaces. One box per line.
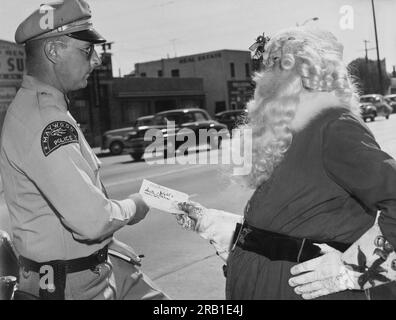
76, 44, 96, 60
53, 41, 97, 60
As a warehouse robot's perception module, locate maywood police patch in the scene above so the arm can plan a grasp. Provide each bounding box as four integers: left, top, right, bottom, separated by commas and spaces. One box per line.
41, 121, 79, 156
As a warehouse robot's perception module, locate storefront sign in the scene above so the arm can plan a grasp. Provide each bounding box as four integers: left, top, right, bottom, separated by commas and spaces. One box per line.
228, 81, 254, 109
0, 41, 25, 80
179, 52, 222, 64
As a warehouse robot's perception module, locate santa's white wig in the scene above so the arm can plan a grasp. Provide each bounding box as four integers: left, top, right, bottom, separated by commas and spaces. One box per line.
233, 26, 359, 188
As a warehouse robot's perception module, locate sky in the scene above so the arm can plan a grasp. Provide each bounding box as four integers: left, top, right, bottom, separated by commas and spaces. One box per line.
1, 0, 395, 77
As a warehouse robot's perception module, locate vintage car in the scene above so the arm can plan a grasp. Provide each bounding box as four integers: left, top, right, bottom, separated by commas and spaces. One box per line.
359, 103, 377, 122
124, 108, 228, 161
384, 94, 396, 113
359, 94, 392, 120
101, 115, 155, 155
215, 109, 247, 132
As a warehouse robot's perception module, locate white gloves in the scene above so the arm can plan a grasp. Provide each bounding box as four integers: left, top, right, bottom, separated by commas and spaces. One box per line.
288, 246, 360, 299
176, 202, 243, 262
289, 222, 396, 299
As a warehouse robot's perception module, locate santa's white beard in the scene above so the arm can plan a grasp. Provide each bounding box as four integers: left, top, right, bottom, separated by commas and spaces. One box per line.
229, 68, 303, 188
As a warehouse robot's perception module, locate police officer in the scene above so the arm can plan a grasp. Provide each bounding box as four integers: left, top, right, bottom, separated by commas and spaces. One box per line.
0, 0, 169, 300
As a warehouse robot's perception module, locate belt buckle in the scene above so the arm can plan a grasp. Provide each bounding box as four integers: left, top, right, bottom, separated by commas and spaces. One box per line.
97, 247, 107, 263
231, 220, 248, 251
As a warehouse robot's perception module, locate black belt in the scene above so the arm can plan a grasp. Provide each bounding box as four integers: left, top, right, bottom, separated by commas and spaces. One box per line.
19, 246, 108, 300
232, 222, 351, 263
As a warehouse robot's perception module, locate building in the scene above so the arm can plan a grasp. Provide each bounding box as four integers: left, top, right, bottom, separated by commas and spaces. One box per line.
0, 39, 25, 130
69, 51, 205, 146
110, 77, 204, 129
134, 49, 254, 116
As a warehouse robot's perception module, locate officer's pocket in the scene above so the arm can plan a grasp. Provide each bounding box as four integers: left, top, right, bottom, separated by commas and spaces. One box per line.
67, 262, 113, 300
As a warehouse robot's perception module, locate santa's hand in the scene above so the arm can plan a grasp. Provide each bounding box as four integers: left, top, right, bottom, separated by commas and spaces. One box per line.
176, 201, 205, 231
289, 250, 360, 299
176, 201, 243, 261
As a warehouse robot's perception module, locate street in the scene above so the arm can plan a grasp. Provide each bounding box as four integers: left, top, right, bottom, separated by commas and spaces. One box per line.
98, 113, 396, 300
1, 113, 395, 300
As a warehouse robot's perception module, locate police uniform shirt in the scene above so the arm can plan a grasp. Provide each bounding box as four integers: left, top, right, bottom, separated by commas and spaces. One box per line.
0, 75, 137, 262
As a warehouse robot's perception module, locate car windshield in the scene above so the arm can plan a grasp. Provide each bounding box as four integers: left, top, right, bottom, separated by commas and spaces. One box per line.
360, 97, 374, 103
360, 96, 381, 103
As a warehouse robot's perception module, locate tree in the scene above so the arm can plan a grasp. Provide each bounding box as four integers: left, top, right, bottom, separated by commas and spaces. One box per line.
348, 58, 390, 95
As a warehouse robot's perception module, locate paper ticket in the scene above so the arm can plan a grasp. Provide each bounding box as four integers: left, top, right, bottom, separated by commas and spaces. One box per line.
139, 179, 189, 214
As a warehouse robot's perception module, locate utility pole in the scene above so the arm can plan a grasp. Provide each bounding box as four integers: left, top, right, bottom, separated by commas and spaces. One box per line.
360, 40, 376, 63
170, 38, 178, 57
363, 40, 369, 63
371, 0, 384, 94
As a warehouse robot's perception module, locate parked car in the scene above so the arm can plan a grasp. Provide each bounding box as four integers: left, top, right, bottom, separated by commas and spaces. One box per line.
215, 109, 248, 132
359, 94, 392, 119
101, 115, 155, 155
359, 103, 377, 122
124, 108, 228, 161
384, 94, 396, 113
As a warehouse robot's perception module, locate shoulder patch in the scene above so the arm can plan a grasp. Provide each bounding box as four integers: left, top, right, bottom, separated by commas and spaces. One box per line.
41, 121, 79, 156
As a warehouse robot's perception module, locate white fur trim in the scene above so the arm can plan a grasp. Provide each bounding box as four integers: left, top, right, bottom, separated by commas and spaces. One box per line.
290, 92, 342, 132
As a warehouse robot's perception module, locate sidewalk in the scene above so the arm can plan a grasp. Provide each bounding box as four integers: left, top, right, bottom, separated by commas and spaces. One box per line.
154, 254, 226, 300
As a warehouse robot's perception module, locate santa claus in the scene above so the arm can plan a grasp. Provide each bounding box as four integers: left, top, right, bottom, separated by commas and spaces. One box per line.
176, 26, 396, 300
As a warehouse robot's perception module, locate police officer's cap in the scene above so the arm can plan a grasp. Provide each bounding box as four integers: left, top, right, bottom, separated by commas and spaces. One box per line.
15, 0, 106, 44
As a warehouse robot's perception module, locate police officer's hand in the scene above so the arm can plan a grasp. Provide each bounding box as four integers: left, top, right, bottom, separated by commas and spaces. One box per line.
127, 193, 149, 225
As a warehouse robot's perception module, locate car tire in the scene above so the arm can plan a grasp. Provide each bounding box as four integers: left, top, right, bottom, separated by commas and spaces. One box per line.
386, 115, 390, 119
109, 141, 123, 155
363, 117, 367, 122
371, 117, 375, 122
130, 152, 143, 161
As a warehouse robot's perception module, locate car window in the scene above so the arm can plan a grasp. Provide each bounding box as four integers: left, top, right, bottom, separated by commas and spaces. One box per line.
154, 116, 166, 125
137, 118, 154, 126
193, 112, 209, 122
182, 113, 195, 123
163, 114, 184, 124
